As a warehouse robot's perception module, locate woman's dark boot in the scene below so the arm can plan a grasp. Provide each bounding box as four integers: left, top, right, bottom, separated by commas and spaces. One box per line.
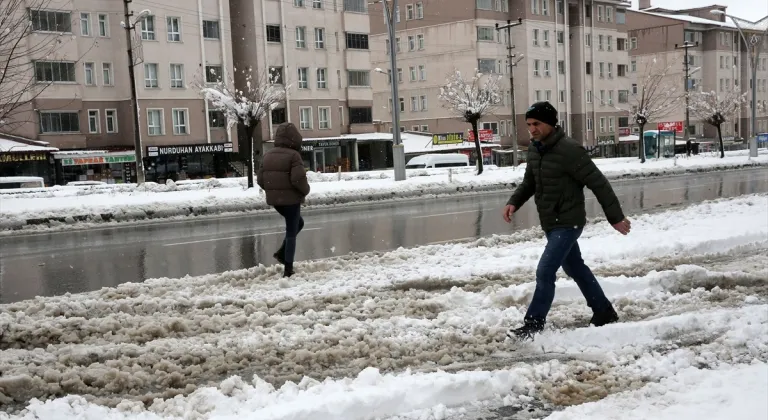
283, 263, 295, 277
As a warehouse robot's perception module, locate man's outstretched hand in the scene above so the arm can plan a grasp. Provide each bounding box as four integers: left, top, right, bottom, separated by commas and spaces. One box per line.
503, 204, 516, 223
612, 218, 631, 235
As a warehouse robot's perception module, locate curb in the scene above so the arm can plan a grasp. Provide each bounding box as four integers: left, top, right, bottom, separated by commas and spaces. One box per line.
1, 162, 766, 232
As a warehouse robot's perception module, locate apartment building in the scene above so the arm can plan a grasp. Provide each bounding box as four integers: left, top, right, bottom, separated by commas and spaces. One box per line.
369, 0, 632, 151
627, 3, 768, 141
1, 0, 234, 183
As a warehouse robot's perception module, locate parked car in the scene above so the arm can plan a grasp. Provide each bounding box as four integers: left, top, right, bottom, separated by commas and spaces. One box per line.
0, 176, 45, 190
405, 153, 470, 169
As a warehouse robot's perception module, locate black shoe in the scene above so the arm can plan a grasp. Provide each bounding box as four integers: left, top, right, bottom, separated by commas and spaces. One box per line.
283, 263, 294, 277
508, 318, 545, 341
274, 251, 286, 265
590, 306, 619, 327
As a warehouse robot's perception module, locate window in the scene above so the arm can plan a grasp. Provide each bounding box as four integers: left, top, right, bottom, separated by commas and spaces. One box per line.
598, 35, 604, 50
542, 0, 549, 15
348, 70, 370, 87
80, 13, 91, 36
349, 107, 372, 124
147, 109, 163, 135
599, 62, 604, 78
557, 31, 564, 44
205, 65, 222, 83
617, 38, 626, 51
294, 0, 305, 6
546, 90, 552, 101
417, 34, 424, 49
617, 64, 627, 77
535, 90, 542, 101
479, 59, 496, 74
140, 16, 156, 40
346, 33, 369, 49
395, 6, 401, 22
608, 63, 613, 78
167, 17, 181, 41
609, 117, 614, 131
631, 83, 637, 95
172, 109, 188, 135
88, 110, 99, 133
397, 68, 403, 82
533, 29, 539, 46
534, 59, 540, 76
203, 20, 220, 39
559, 90, 566, 103
631, 60, 637, 72
585, 34, 591, 47
293, 67, 308, 89
421, 125, 429, 132
420, 95, 427, 111
543, 30, 550, 47
608, 90, 613, 104
209, 110, 226, 128
315, 28, 325, 48
84, 63, 95, 85
478, 26, 495, 41
98, 14, 108, 37
317, 68, 327, 88
616, 10, 626, 24
587, 118, 593, 131
607, 36, 613, 51
586, 61, 592, 75
39, 111, 79, 133
299, 107, 312, 129
416, 2, 424, 18
558, 60, 565, 74
271, 108, 287, 125
544, 60, 551, 77
409, 66, 417, 81
408, 35, 415, 51
296, 27, 306, 48
557, 0, 564, 14
606, 7, 613, 22
586, 90, 593, 103
313, 0, 323, 8
500, 121, 506, 136
618, 90, 628, 103
482, 122, 498, 134
398, 97, 405, 111
477, 0, 493, 10
144, 63, 158, 87
318, 107, 331, 129
597, 5, 604, 21
102, 63, 112, 85
410, 96, 418, 111
34, 61, 76, 83
344, 0, 368, 12
599, 117, 606, 132
585, 3, 592, 18
106, 109, 118, 133
406, 4, 414, 19
31, 10, 71, 32
619, 117, 629, 128
599, 90, 605, 104
630, 37, 637, 50
170, 64, 184, 88
419, 65, 426, 80
269, 67, 284, 84
396, 36, 402, 52
266, 25, 282, 42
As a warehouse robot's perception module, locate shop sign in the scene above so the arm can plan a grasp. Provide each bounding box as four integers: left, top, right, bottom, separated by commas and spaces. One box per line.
0, 152, 48, 163
619, 127, 631, 136
310, 140, 340, 148
432, 132, 464, 145
146, 142, 234, 157
301, 145, 314, 152
60, 155, 136, 166
657, 121, 683, 134
467, 129, 495, 143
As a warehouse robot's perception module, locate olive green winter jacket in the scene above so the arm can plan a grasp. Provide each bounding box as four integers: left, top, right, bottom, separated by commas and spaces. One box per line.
507, 128, 625, 232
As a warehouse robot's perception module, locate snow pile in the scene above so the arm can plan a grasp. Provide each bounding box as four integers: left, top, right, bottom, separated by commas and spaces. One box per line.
1, 152, 766, 232
0, 194, 767, 418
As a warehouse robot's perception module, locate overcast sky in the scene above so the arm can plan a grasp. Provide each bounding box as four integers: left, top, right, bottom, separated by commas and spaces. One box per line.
631, 0, 767, 21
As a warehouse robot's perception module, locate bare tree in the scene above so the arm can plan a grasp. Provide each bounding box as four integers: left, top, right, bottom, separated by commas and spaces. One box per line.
688, 90, 748, 158
0, 0, 79, 131
195, 67, 287, 188
437, 69, 502, 175
614, 59, 682, 163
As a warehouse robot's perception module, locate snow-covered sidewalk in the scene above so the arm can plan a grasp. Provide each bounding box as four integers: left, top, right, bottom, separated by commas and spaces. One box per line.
0, 150, 766, 233
0, 194, 766, 419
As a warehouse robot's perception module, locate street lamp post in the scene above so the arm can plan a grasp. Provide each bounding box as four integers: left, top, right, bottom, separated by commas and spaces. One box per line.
711, 10, 768, 158
495, 19, 523, 167
675, 41, 698, 157
376, 0, 407, 181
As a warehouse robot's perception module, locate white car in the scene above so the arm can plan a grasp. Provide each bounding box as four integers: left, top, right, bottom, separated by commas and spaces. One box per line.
405, 153, 470, 169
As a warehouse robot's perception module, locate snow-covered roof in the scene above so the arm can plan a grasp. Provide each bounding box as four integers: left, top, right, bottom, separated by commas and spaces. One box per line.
634, 10, 737, 28
0, 137, 58, 152
52, 150, 135, 158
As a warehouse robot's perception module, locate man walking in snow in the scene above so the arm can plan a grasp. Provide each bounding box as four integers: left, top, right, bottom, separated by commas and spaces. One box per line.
502, 101, 632, 340
257, 122, 311, 277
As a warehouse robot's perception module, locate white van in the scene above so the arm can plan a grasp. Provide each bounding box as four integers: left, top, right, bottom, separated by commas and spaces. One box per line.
405, 153, 470, 169
0, 176, 45, 190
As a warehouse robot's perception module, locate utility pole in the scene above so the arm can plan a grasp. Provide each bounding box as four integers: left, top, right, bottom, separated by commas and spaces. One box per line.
123, 0, 146, 184
496, 19, 523, 167
675, 41, 698, 158
381, 0, 406, 181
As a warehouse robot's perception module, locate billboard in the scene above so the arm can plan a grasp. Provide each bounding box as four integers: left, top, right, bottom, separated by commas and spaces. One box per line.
467, 129, 495, 143
657, 121, 684, 134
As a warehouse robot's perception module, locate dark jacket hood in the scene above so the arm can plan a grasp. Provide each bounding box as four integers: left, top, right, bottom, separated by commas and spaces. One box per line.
274, 122, 303, 152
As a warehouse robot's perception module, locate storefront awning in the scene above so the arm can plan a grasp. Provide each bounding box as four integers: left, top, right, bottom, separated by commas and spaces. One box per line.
0, 135, 58, 152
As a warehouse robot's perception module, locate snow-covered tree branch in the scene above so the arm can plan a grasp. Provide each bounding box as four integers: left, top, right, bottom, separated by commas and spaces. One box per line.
688, 90, 748, 158
437, 69, 502, 175
194, 67, 287, 188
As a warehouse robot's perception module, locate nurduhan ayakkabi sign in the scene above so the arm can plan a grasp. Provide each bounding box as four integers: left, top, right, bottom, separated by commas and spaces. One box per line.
146, 142, 234, 157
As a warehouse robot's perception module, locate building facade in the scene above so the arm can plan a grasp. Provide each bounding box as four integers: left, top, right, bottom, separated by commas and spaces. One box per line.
627, 3, 768, 142
369, 0, 632, 151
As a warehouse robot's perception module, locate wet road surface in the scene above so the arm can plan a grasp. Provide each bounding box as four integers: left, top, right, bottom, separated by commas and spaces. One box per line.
1, 168, 766, 303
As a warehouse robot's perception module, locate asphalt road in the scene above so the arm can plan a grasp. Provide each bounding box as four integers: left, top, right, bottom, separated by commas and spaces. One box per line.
1, 168, 766, 303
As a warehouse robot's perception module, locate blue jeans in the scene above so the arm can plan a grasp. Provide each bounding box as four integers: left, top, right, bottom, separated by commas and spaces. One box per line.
525, 227, 612, 322
274, 204, 304, 264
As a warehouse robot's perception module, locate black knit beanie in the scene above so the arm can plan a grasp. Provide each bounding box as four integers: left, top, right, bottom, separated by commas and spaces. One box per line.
525, 101, 558, 127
